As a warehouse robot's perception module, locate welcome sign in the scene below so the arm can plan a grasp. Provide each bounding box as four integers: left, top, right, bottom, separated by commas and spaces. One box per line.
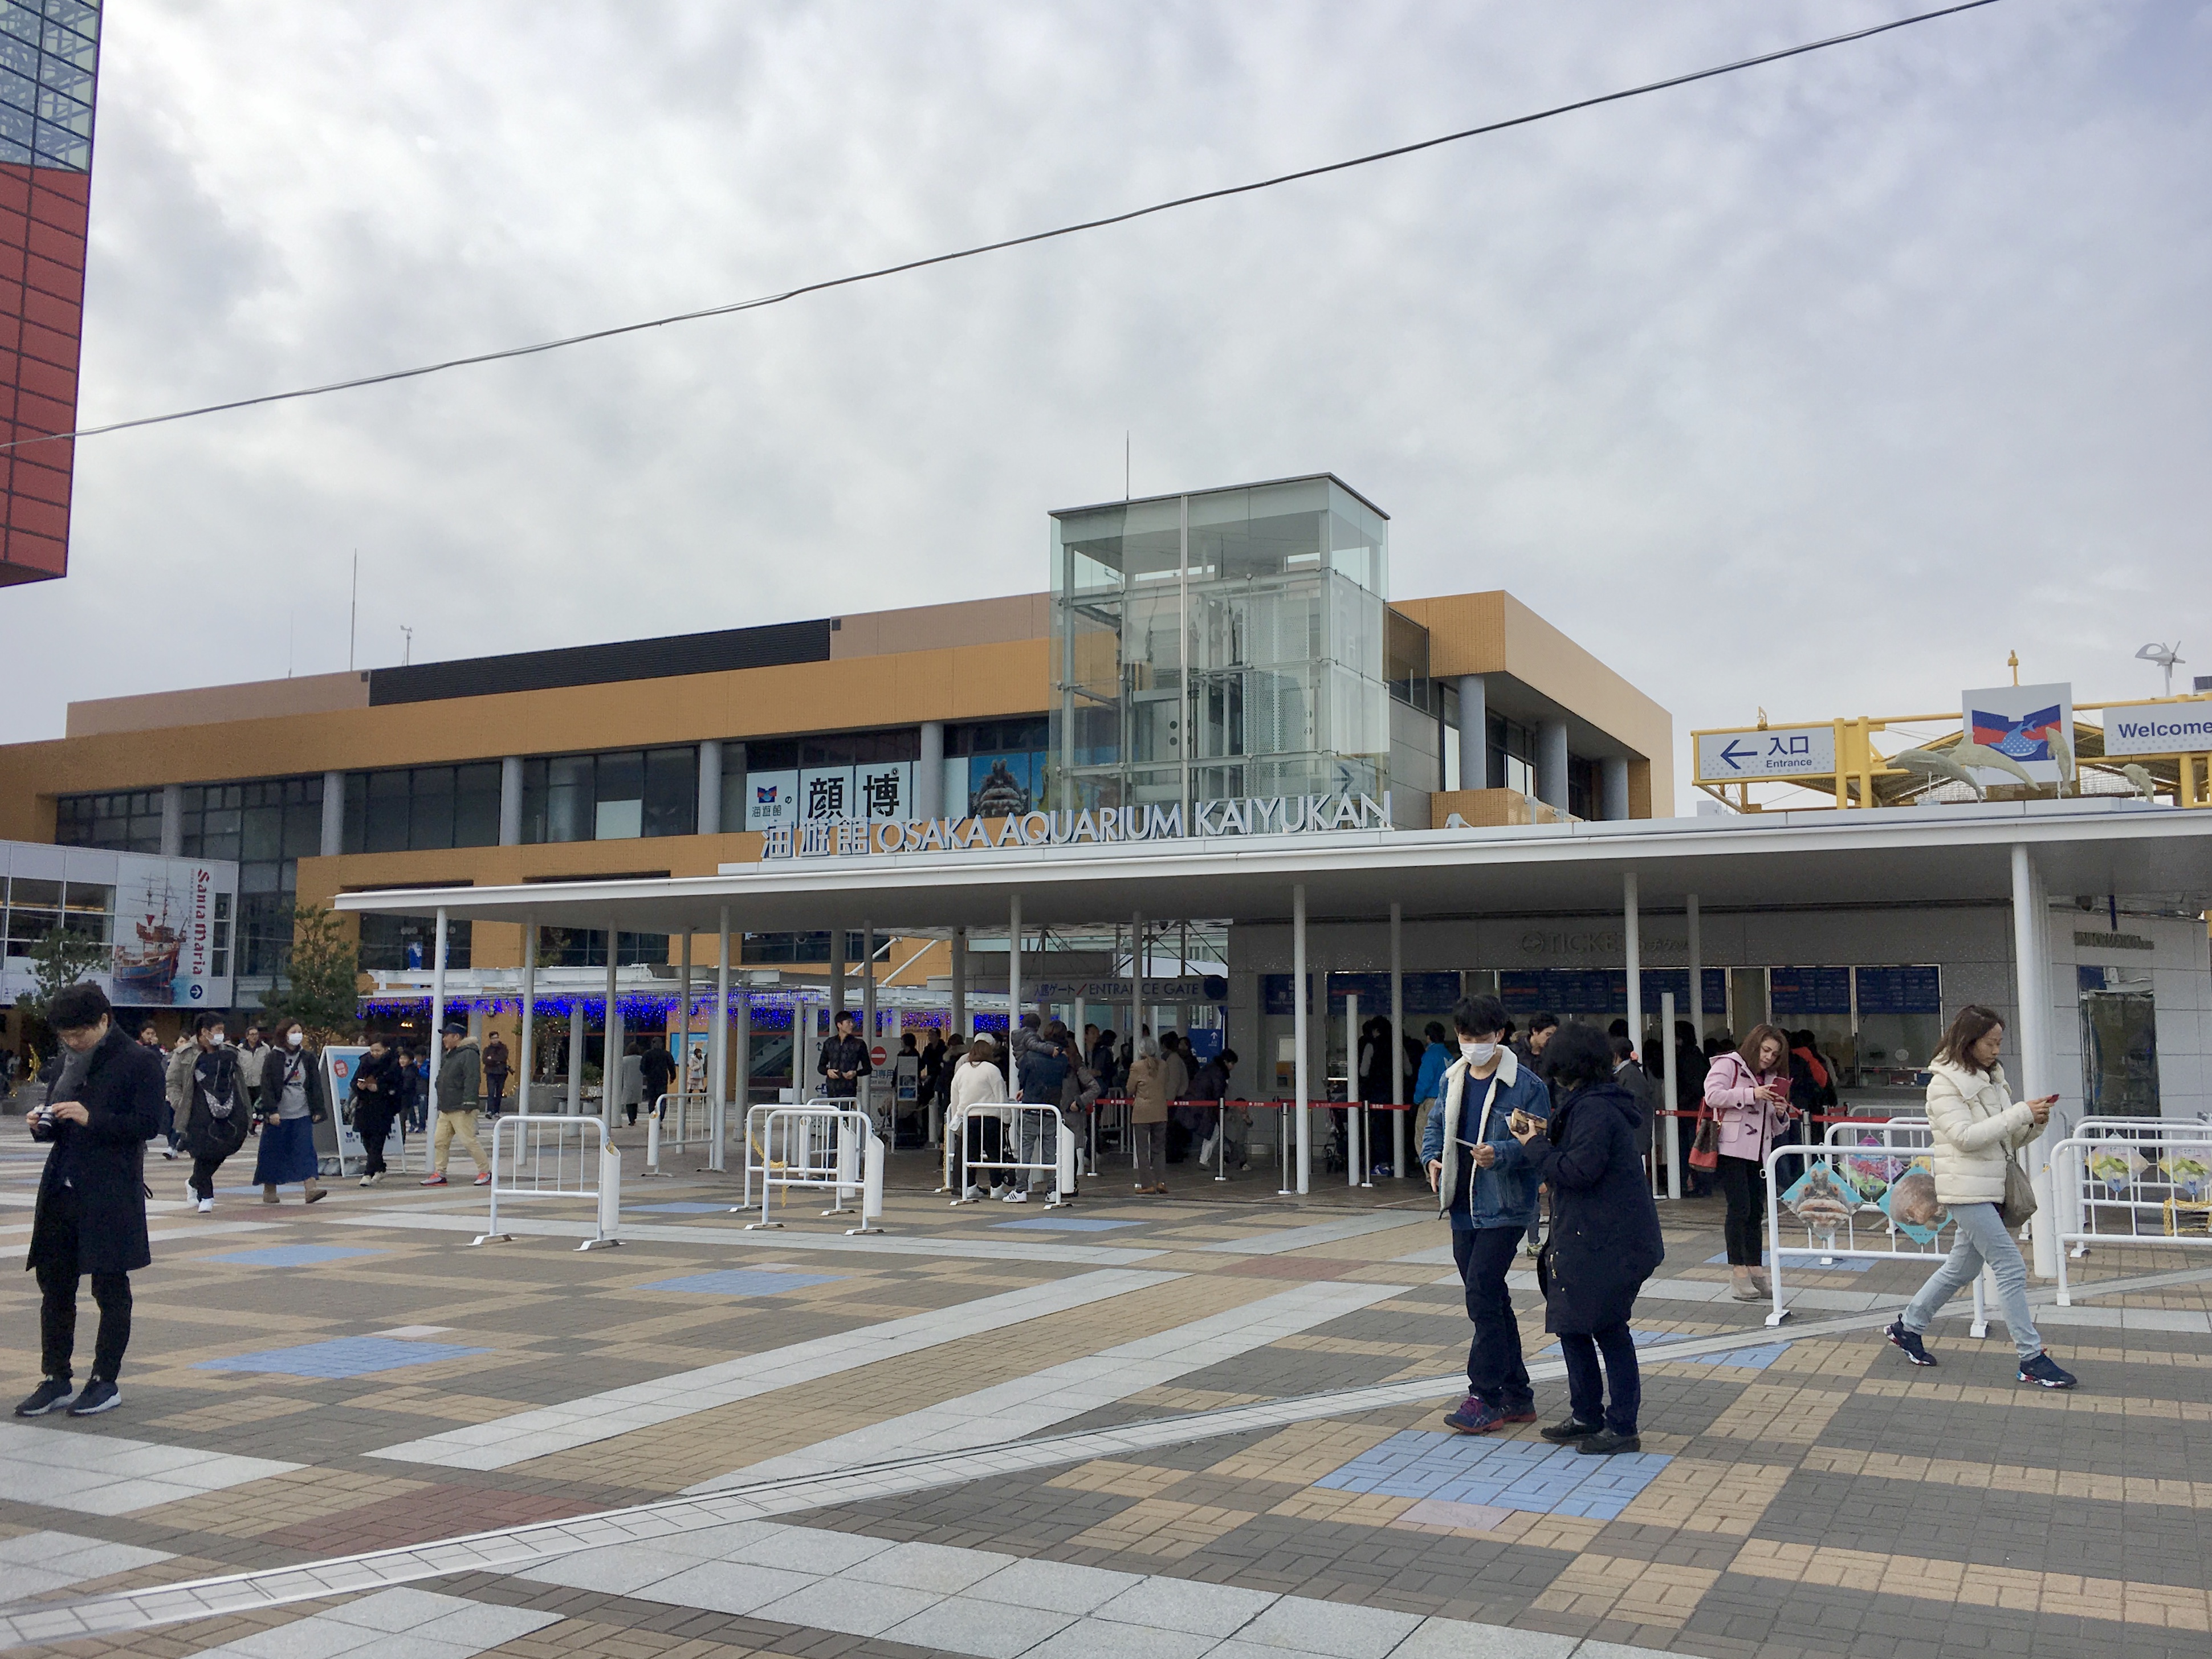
759, 792, 1392, 860
2100, 700, 2212, 759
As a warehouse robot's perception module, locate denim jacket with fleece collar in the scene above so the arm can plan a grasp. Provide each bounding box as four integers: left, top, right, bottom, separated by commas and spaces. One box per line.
1419, 1047, 1552, 1231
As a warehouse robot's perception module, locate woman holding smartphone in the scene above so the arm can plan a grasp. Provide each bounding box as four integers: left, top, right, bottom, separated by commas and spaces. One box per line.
1886, 1005, 2074, 1387
1703, 1024, 1797, 1300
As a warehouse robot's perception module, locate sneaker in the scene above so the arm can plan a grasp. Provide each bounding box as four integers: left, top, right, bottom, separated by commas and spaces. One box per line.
2019, 1351, 2077, 1389
195, 1197, 214, 1214
14, 1378, 73, 1418
1576, 1428, 1640, 1456
1539, 1417, 1602, 1444
962, 1184, 983, 1201
421, 1173, 448, 1187
160, 1148, 177, 1160
472, 1172, 492, 1187
359, 1173, 377, 1187
1442, 1396, 1508, 1435
1498, 1405, 1539, 1424
1522, 1239, 1542, 1258
66, 1378, 120, 1417
1885, 1320, 1937, 1367
1004, 1189, 1029, 1204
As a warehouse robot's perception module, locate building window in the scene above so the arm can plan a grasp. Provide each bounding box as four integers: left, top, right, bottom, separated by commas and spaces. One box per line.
359, 913, 474, 972
520, 748, 696, 843
1, 874, 107, 957
533, 926, 669, 968
1487, 714, 1537, 800
947, 718, 1049, 818
343, 765, 501, 854
0, 0, 99, 173
1567, 756, 1599, 822
55, 790, 162, 853
740, 931, 883, 965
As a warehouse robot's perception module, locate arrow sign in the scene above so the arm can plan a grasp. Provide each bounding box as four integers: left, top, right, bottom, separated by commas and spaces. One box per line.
1695, 726, 1837, 783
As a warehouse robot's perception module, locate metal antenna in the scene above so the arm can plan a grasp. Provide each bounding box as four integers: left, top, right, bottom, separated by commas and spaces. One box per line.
401, 624, 414, 666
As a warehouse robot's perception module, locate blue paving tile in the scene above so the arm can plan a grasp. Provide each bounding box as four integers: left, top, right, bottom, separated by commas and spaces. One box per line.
634, 1201, 736, 1214
201, 1245, 385, 1267
1702, 1250, 1874, 1273
1313, 1428, 1671, 1518
640, 1269, 845, 1296
991, 1218, 1140, 1232
195, 1336, 490, 1379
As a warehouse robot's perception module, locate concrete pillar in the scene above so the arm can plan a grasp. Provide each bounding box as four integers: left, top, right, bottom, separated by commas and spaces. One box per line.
676, 930, 693, 1122
1008, 894, 1023, 1051
1537, 718, 1570, 810
1687, 893, 1704, 1042
2013, 845, 2059, 1278
1390, 902, 1406, 1179
1602, 756, 1631, 821
918, 722, 945, 818
1293, 883, 1309, 1196
498, 756, 524, 847
950, 926, 968, 1037
1456, 675, 1487, 792
1625, 871, 1642, 1065
519, 911, 537, 1114
697, 740, 723, 837
602, 929, 621, 1131
862, 921, 877, 1116
158, 784, 183, 857
567, 999, 584, 1116
829, 925, 846, 1023
320, 772, 345, 857
711, 904, 731, 1169
428, 907, 449, 1115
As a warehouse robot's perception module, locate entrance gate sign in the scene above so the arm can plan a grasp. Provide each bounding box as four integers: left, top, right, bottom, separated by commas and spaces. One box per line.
1695, 727, 1835, 782
2099, 700, 2212, 758
757, 791, 1391, 860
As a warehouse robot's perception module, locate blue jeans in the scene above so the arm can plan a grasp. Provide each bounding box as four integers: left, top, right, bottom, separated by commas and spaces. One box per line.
1901, 1200, 2043, 1362
1452, 1225, 1532, 1413
1559, 1322, 1640, 1436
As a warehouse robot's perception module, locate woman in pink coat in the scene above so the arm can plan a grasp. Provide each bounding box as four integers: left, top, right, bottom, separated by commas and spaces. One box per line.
1702, 1024, 1796, 1299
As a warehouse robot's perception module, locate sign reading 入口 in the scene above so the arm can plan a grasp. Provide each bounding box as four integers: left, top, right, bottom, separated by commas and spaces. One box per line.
758, 791, 1391, 860
2099, 700, 2212, 759
1695, 726, 1836, 782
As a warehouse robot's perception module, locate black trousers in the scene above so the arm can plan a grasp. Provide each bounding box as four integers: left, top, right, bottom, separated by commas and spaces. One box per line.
35, 1190, 132, 1383
188, 1150, 231, 1201
964, 1115, 1005, 1187
1452, 1225, 1533, 1412
1717, 1154, 1767, 1265
355, 1101, 397, 1174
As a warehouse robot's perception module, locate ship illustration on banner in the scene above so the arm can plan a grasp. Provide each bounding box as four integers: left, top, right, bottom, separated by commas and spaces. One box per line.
1958, 682, 2072, 785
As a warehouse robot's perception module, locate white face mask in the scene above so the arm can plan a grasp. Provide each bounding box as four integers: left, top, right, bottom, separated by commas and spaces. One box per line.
207, 1032, 225, 1047
286, 1030, 304, 1048
1461, 1040, 1498, 1066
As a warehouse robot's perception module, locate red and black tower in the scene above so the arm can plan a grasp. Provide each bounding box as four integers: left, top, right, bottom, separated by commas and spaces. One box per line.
0, 0, 97, 587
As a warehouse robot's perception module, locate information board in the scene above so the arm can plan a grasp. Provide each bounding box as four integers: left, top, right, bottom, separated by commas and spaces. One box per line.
1853, 965, 1942, 1014
1769, 967, 1853, 1017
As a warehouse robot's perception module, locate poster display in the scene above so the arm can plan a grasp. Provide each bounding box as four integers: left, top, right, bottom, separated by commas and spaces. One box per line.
0, 845, 238, 1010
1960, 681, 2072, 785
745, 769, 799, 830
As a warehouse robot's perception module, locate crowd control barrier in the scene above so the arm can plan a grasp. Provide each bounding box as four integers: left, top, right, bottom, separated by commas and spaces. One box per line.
471, 1114, 621, 1250
951, 1103, 1076, 1208
739, 1102, 884, 1233
1760, 1140, 1986, 1331
643, 1091, 709, 1177
2051, 1126, 2212, 1304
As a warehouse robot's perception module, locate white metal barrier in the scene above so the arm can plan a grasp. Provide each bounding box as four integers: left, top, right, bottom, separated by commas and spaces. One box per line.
738, 1102, 884, 1233
2051, 1128, 2212, 1303
1761, 1141, 1984, 1330
951, 1103, 1075, 1208
643, 1091, 709, 1177
471, 1114, 621, 1250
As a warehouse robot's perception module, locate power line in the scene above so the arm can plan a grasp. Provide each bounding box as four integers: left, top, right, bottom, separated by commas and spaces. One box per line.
9, 0, 2001, 456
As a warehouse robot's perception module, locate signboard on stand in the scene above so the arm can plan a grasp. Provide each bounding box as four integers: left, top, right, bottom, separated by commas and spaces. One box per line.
1961, 682, 2072, 785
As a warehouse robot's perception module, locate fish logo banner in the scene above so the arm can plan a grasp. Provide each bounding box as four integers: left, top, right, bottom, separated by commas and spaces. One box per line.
1959, 682, 2072, 784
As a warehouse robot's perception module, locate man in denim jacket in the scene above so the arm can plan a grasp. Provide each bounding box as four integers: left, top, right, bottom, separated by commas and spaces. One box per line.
1423, 993, 1552, 1435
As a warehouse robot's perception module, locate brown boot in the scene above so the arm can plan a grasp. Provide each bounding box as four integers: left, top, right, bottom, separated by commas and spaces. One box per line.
1749, 1264, 1772, 1295
261, 1184, 280, 1205
304, 1181, 327, 1205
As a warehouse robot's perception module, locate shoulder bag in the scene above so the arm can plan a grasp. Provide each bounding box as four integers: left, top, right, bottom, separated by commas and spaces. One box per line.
1999, 1153, 2038, 1229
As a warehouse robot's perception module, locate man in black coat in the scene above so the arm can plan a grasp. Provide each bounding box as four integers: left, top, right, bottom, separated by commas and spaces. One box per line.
17, 983, 164, 1418
817, 1011, 870, 1101
350, 1035, 407, 1187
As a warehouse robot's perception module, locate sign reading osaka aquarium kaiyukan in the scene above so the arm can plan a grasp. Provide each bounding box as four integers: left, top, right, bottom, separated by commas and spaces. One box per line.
757, 791, 1394, 860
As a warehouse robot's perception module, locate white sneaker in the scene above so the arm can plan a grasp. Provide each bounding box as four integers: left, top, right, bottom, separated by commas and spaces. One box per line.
962, 1184, 983, 1201
195, 1197, 214, 1214
1004, 1189, 1029, 1204
1198, 1135, 1219, 1165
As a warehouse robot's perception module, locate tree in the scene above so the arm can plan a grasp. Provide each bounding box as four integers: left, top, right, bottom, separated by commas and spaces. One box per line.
259, 904, 361, 1045
18, 926, 113, 1035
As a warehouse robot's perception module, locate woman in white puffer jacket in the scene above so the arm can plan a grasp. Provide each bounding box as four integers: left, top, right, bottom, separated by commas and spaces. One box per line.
947, 1037, 1012, 1202
1885, 1004, 2075, 1388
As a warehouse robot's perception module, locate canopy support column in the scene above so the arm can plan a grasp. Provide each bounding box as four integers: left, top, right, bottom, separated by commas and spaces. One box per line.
1390, 902, 1406, 1179
518, 911, 537, 1117
428, 907, 448, 1116
711, 905, 730, 1171
2013, 844, 2060, 1279
1294, 883, 1309, 1196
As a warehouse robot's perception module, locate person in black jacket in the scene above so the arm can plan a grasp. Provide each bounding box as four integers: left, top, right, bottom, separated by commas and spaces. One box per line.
177, 1012, 252, 1212
817, 1011, 870, 1100
17, 983, 164, 1418
349, 1035, 407, 1187
639, 1036, 678, 1118
1510, 1021, 1665, 1456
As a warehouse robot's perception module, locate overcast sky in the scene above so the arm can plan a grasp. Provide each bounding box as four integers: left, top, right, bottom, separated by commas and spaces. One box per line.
10, 0, 2209, 808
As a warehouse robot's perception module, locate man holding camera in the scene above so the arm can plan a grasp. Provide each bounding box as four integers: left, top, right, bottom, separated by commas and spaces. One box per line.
16, 983, 164, 1419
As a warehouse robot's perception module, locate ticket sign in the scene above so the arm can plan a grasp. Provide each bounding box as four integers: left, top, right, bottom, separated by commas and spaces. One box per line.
1696, 726, 1835, 782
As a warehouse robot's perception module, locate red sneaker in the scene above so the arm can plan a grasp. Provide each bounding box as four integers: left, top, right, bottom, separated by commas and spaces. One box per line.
472, 1172, 492, 1186
420, 1173, 447, 1187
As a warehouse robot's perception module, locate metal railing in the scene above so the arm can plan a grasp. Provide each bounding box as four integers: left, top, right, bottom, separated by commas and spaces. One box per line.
738, 1102, 884, 1234
1761, 1140, 1983, 1330
643, 1091, 709, 1177
471, 1114, 621, 1251
951, 1103, 1075, 1208
2051, 1128, 2212, 1304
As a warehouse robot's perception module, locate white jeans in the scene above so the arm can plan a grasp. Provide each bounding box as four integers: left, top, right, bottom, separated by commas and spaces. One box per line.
1901, 1200, 2043, 1362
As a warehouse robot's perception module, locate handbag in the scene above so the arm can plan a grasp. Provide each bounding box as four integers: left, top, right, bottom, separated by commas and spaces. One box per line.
1999, 1155, 2038, 1230
1689, 1107, 1720, 1172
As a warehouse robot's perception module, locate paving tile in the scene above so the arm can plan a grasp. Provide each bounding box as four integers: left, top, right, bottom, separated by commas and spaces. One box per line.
193, 1336, 492, 1379
636, 1559, 818, 1616
748, 1576, 944, 1637
638, 1270, 847, 1295
1233, 1596, 1425, 1658
964, 1557, 1147, 1615
845, 1538, 1020, 1592
1092, 1575, 1277, 1636
879, 1595, 1079, 1657
1020, 1615, 1220, 1659
1390, 1618, 1579, 1658
201, 1245, 388, 1267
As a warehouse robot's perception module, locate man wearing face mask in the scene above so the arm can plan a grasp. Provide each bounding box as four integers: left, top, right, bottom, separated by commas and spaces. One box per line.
176, 1014, 252, 1213
1421, 994, 1553, 1436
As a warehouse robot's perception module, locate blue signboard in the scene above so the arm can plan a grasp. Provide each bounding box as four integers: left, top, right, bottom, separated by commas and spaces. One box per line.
1500, 968, 1727, 1019
1266, 972, 1464, 1016
1853, 965, 1942, 1015
1770, 967, 1852, 1017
